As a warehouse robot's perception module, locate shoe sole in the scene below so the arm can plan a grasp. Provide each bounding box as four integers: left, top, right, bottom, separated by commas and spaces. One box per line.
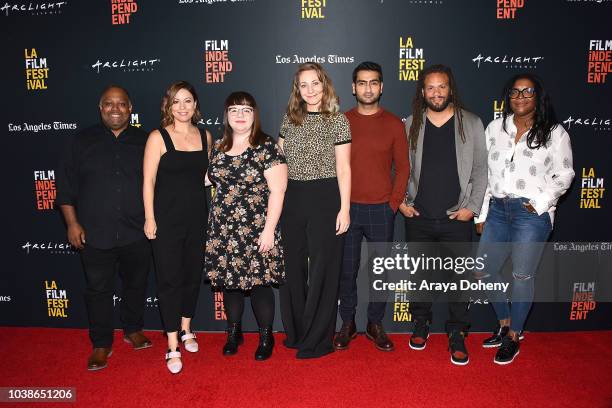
483, 334, 525, 348
494, 350, 520, 365
87, 350, 112, 371
365, 332, 395, 352
333, 332, 357, 351
409, 334, 429, 351
123, 338, 153, 350
451, 356, 469, 366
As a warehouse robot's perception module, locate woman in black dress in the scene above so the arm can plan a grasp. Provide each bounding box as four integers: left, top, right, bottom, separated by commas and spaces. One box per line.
143, 81, 211, 373
206, 91, 287, 361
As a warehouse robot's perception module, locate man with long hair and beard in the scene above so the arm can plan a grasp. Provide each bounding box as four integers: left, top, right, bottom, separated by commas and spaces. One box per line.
399, 64, 487, 365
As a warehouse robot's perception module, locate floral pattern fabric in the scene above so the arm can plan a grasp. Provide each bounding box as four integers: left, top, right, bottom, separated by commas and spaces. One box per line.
205, 137, 286, 290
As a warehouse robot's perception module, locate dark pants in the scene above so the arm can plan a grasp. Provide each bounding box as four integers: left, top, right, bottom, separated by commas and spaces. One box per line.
151, 221, 204, 333
339, 202, 395, 325
280, 178, 344, 359
80, 238, 151, 348
405, 217, 472, 333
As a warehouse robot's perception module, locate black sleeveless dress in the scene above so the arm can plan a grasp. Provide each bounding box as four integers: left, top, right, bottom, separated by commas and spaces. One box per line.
151, 127, 208, 333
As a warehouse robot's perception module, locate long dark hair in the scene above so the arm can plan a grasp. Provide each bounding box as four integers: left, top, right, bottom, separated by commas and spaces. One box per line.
219, 91, 266, 152
408, 64, 466, 151
501, 73, 558, 149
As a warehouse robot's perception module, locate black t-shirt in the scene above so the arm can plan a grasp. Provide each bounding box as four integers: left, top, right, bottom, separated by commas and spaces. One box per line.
414, 116, 460, 219
56, 124, 148, 249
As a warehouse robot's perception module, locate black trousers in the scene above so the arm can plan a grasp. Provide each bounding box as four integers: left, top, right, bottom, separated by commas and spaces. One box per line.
280, 178, 344, 359
339, 202, 395, 324
151, 222, 204, 333
80, 238, 151, 348
405, 217, 472, 333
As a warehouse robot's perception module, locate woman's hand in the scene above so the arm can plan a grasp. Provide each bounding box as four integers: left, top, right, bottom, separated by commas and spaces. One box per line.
475, 222, 485, 235
144, 218, 157, 240
336, 209, 350, 235
257, 228, 275, 253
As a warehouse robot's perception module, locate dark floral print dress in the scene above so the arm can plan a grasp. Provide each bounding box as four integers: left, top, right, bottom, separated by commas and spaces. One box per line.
205, 137, 286, 290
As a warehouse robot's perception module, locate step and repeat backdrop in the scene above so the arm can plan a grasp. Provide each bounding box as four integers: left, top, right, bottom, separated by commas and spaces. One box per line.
2, 0, 611, 333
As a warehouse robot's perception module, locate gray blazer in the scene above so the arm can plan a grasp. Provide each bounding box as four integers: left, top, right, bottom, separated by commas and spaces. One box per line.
404, 109, 487, 216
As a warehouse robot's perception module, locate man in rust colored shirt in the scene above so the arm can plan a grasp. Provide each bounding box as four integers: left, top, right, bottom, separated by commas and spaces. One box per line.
334, 61, 410, 352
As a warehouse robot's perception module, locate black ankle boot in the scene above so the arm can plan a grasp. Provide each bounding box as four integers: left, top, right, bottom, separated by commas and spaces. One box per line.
223, 323, 244, 356
254, 327, 274, 361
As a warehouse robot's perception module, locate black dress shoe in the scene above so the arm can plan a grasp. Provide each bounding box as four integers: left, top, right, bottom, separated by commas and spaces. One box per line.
223, 322, 244, 356
255, 327, 274, 361
365, 322, 394, 352
333, 320, 357, 350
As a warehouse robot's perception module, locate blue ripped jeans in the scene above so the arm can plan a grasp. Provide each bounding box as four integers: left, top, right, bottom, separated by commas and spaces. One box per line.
476, 197, 552, 332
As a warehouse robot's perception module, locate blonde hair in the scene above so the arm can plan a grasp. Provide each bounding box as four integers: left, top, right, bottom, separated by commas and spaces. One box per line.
286, 62, 339, 126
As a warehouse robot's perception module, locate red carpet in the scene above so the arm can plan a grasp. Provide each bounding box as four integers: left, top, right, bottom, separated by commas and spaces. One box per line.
0, 328, 610, 408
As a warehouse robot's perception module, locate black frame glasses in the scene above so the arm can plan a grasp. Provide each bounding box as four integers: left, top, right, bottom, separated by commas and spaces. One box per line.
509, 87, 536, 99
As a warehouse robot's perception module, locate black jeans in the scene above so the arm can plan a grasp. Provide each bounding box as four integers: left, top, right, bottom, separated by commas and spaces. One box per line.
405, 217, 472, 333
80, 238, 152, 348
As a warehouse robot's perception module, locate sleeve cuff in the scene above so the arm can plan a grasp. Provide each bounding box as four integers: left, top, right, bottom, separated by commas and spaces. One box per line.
530, 194, 552, 216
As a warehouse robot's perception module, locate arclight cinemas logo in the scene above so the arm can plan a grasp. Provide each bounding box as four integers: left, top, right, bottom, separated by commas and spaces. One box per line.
472, 53, 543, 69
91, 57, 161, 74
1, 1, 67, 16
563, 115, 611, 132
22, 241, 75, 254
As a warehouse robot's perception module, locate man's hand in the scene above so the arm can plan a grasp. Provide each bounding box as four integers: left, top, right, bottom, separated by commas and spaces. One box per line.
67, 223, 86, 249
449, 208, 474, 221
399, 203, 420, 218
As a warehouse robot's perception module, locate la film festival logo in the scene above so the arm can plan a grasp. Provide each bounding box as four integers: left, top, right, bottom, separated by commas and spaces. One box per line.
580, 168, 605, 209
301, 0, 326, 19
45, 280, 69, 318
91, 57, 161, 73
492, 99, 504, 120
496, 0, 524, 19
111, 0, 137, 25
472, 53, 543, 69
34, 170, 56, 211
1, 1, 66, 16
587, 40, 611, 84
393, 291, 411, 322
398, 36, 425, 81
25, 48, 49, 91
569, 282, 596, 321
204, 40, 233, 83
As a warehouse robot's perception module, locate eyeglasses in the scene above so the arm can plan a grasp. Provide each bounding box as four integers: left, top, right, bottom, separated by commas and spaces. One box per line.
228, 106, 254, 116
509, 87, 535, 99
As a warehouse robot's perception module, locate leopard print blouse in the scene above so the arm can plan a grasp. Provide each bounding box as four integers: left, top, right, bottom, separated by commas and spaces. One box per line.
279, 112, 351, 181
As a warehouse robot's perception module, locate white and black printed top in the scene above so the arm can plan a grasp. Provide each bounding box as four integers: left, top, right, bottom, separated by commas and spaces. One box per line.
475, 114, 575, 226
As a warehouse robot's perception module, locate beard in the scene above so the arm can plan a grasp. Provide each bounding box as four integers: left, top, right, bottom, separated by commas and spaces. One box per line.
425, 95, 452, 112
355, 93, 381, 106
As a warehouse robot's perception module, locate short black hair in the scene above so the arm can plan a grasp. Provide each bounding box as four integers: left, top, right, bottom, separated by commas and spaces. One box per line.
99, 84, 132, 105
352, 61, 383, 83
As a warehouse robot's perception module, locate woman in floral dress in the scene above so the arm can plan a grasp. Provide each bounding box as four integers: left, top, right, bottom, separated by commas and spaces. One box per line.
206, 91, 287, 361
